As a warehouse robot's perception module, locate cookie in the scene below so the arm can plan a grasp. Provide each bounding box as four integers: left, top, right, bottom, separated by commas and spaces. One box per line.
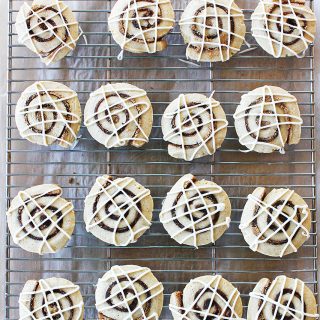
84, 175, 153, 246
7, 184, 75, 255
170, 274, 243, 319
15, 0, 81, 65
180, 0, 246, 62
252, 0, 316, 58
84, 83, 153, 148
161, 93, 228, 161
159, 174, 231, 248
248, 276, 319, 320
19, 277, 84, 320
240, 187, 311, 257
15, 81, 81, 148
233, 85, 302, 153
108, 0, 175, 59
95, 265, 164, 320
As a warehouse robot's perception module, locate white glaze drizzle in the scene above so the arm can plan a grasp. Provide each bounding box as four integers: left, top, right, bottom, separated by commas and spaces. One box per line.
84, 83, 151, 148
251, 0, 316, 58
233, 85, 302, 154
6, 185, 74, 255
85, 176, 152, 246
239, 188, 310, 257
163, 93, 228, 161
96, 265, 163, 320
250, 276, 319, 320
19, 278, 83, 320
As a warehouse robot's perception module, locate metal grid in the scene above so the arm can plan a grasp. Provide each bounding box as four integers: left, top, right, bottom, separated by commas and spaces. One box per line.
6, 0, 317, 319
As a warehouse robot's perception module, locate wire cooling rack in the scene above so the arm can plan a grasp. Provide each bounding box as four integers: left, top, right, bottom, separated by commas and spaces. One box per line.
6, 0, 318, 319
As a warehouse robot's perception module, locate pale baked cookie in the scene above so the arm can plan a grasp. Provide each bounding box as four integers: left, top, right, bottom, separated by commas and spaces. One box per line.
252, 0, 316, 58
108, 0, 175, 59
15, 0, 81, 65
7, 184, 75, 255
161, 93, 228, 161
84, 175, 153, 246
240, 187, 311, 257
170, 275, 243, 319
95, 265, 164, 320
233, 85, 302, 153
15, 81, 81, 148
180, 0, 246, 62
248, 276, 319, 320
19, 277, 84, 320
84, 83, 153, 148
160, 174, 231, 248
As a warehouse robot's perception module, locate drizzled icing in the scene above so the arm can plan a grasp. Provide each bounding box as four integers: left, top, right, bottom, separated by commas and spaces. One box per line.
251, 0, 316, 58
19, 278, 83, 320
96, 265, 163, 320
84, 175, 152, 246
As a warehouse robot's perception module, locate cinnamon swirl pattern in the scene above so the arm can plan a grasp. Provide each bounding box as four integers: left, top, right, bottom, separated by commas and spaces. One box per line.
240, 187, 311, 257
170, 275, 243, 320
248, 276, 319, 320
84, 83, 153, 149
19, 277, 84, 320
233, 85, 302, 153
15, 0, 82, 65
84, 175, 153, 246
108, 0, 175, 59
7, 184, 75, 255
180, 0, 246, 62
15, 81, 81, 148
161, 93, 228, 161
252, 0, 316, 58
160, 174, 231, 248
95, 265, 164, 320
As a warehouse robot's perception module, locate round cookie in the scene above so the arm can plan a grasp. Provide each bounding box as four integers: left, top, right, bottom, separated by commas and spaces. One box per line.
161, 93, 228, 161
170, 274, 243, 319
180, 0, 246, 62
233, 85, 302, 153
84, 175, 153, 246
7, 184, 75, 255
84, 83, 153, 148
251, 0, 316, 58
95, 265, 164, 320
159, 174, 231, 248
15, 0, 81, 65
239, 187, 311, 257
15, 81, 81, 148
19, 277, 84, 320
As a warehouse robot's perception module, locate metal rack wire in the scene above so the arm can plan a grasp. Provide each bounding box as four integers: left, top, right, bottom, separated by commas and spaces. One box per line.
6, 0, 317, 319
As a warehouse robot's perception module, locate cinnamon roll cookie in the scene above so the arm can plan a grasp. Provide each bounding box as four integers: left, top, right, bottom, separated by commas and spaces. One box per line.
248, 276, 319, 320
84, 175, 153, 246
19, 277, 84, 320
84, 83, 153, 148
233, 85, 302, 153
7, 184, 75, 255
15, 0, 81, 65
160, 174, 231, 248
95, 265, 164, 319
108, 0, 175, 59
161, 93, 228, 161
170, 275, 243, 319
252, 0, 316, 58
15, 81, 81, 148
240, 187, 311, 257
180, 0, 246, 62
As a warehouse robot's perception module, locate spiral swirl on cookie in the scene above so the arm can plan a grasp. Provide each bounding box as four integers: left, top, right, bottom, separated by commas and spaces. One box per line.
162, 93, 228, 161
96, 265, 164, 320
251, 0, 316, 58
233, 85, 302, 154
248, 276, 319, 320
